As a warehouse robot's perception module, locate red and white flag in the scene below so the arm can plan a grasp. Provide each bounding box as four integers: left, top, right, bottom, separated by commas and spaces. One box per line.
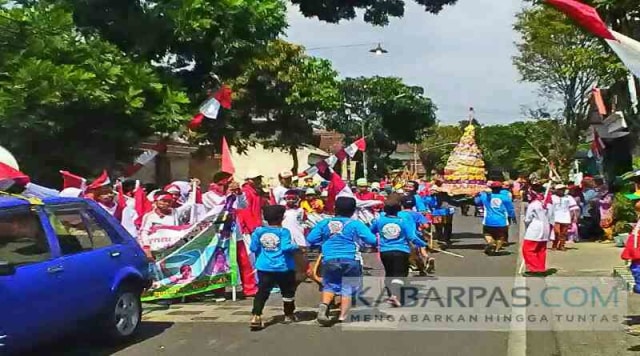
0, 163, 30, 191
298, 137, 366, 178
86, 170, 111, 191
221, 136, 235, 175
60, 170, 87, 190
547, 0, 640, 79
123, 142, 167, 178
188, 85, 233, 130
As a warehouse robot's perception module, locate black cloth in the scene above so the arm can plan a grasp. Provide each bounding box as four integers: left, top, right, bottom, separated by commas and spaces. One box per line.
251, 270, 297, 316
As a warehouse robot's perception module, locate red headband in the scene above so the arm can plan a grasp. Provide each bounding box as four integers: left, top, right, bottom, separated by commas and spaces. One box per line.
155, 193, 174, 202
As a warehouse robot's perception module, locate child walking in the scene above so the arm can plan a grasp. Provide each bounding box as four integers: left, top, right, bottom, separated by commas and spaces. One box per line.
250, 205, 300, 330
398, 195, 435, 275
306, 197, 377, 326
371, 199, 428, 307
282, 190, 310, 285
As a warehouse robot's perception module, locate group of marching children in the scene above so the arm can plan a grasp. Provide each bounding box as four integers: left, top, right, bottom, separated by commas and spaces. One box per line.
249, 172, 447, 330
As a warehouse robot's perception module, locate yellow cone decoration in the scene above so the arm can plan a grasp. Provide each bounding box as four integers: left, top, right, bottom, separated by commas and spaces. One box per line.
441, 124, 486, 195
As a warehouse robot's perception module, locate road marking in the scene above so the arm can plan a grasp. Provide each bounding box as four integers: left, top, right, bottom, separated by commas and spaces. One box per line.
507, 207, 527, 356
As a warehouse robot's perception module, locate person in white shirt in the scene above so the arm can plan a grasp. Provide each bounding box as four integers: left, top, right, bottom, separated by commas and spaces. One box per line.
271, 170, 294, 206
139, 191, 194, 248
281, 190, 309, 284
550, 184, 579, 251
522, 188, 551, 276
202, 172, 247, 216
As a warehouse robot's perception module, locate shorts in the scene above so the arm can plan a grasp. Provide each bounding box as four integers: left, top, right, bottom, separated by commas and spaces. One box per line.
321, 258, 362, 296
483, 226, 508, 240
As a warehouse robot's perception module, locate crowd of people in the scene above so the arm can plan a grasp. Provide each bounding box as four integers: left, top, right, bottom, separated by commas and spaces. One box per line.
15, 166, 625, 328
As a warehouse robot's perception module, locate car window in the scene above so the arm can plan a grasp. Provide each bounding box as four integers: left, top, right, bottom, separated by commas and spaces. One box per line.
46, 205, 113, 255
0, 207, 50, 266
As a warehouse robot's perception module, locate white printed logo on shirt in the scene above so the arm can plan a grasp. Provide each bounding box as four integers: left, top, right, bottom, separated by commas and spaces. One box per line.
381, 223, 402, 240
328, 221, 344, 235
490, 198, 503, 209
260, 233, 280, 251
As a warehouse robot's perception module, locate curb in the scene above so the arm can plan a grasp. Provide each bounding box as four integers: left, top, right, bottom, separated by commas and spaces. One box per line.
613, 265, 635, 291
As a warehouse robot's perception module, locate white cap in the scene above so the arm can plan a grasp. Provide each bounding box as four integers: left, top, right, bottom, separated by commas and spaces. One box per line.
245, 170, 263, 180
555, 184, 567, 190
279, 170, 293, 179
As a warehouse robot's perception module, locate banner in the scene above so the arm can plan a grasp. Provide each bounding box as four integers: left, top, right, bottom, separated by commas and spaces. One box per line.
141, 211, 238, 301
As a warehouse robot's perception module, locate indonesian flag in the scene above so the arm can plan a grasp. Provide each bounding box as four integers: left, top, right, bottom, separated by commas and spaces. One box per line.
221, 136, 235, 175
546, 0, 640, 79
60, 170, 87, 190
0, 163, 30, 191
86, 170, 111, 191
143, 224, 193, 252
123, 142, 167, 177
298, 137, 366, 178
133, 184, 153, 229
188, 85, 233, 130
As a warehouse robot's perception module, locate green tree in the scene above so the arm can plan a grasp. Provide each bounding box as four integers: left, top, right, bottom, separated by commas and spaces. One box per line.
226, 40, 340, 173
0, 4, 190, 184
513, 5, 625, 142
324, 76, 437, 179
291, 0, 458, 26
56, 0, 287, 95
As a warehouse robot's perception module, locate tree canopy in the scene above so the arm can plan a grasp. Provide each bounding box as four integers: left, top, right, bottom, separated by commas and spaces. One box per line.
324, 76, 437, 178
291, 0, 458, 26
226, 40, 341, 173
56, 0, 287, 94
513, 5, 625, 142
0, 3, 190, 184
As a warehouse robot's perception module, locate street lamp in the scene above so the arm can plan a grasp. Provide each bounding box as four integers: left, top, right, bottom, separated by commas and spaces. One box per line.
369, 43, 388, 56
305, 42, 389, 55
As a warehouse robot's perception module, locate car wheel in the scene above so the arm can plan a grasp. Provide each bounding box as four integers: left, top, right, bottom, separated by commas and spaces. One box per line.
105, 285, 142, 340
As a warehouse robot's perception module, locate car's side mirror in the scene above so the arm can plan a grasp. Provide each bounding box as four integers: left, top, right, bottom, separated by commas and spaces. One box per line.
0, 261, 16, 276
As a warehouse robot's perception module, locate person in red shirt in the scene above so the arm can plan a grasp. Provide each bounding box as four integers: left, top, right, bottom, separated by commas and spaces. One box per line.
235, 170, 265, 297
354, 178, 375, 201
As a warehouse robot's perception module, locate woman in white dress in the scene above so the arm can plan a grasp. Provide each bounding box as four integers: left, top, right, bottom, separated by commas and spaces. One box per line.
522, 189, 551, 276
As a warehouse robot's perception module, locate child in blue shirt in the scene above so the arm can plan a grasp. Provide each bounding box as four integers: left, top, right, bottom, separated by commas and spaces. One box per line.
398, 195, 435, 275
371, 199, 428, 307
307, 197, 377, 326
250, 205, 299, 330
474, 182, 516, 256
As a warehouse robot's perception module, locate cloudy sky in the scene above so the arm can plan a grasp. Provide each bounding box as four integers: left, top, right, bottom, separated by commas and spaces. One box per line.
285, 0, 542, 125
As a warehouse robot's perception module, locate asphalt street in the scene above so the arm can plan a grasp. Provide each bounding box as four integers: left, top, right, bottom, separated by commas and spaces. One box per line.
37, 211, 530, 356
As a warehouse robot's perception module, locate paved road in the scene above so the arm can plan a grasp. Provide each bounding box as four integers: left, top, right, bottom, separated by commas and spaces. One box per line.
38, 212, 524, 356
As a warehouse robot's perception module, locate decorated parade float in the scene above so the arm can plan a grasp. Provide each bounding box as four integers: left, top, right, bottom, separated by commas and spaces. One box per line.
441, 124, 487, 196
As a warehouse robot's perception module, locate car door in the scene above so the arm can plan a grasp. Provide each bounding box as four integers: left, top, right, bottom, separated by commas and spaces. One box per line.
42, 203, 122, 320
0, 206, 62, 352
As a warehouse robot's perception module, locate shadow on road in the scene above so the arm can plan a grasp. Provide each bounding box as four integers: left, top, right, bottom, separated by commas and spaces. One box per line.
26, 321, 174, 356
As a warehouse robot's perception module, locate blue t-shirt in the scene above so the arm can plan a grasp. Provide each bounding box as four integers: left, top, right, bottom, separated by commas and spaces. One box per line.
371, 215, 427, 253
474, 192, 516, 228
250, 226, 298, 272
306, 217, 377, 262
398, 210, 428, 228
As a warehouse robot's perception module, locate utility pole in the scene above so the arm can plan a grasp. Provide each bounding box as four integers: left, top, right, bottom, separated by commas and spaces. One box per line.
362, 120, 367, 181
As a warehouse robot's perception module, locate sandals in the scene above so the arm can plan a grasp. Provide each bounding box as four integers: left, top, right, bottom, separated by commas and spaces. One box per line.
250, 315, 264, 331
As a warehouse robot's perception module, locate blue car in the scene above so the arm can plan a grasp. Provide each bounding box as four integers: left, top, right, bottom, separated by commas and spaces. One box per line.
0, 195, 151, 354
